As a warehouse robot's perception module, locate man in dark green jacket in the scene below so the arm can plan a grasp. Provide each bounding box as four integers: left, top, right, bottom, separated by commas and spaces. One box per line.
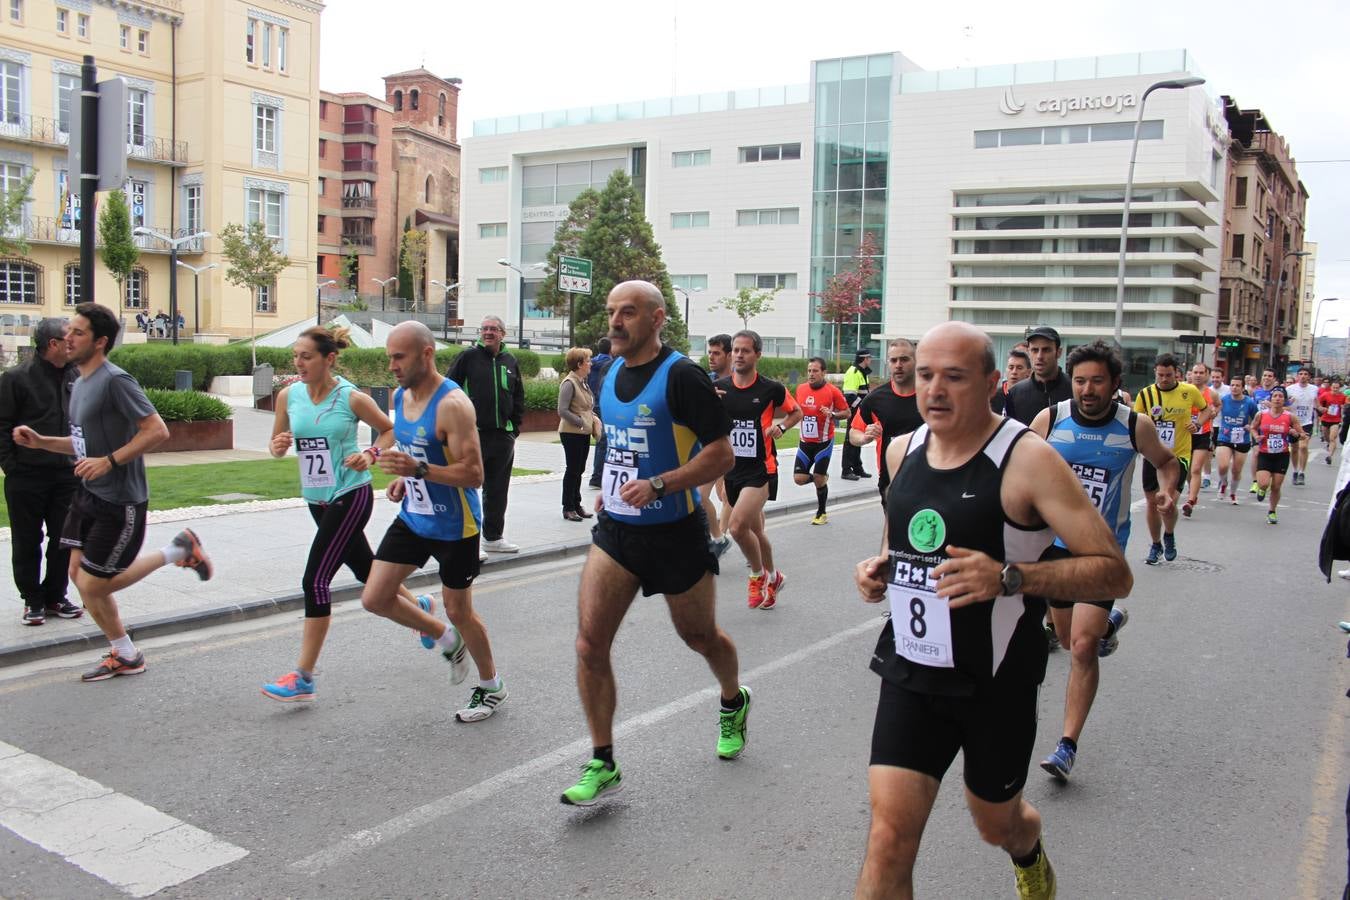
447, 315, 525, 552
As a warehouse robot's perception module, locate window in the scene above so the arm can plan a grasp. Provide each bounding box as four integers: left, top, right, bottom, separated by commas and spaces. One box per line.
57, 72, 79, 133
127, 88, 147, 147
255, 105, 276, 153
56, 8, 67, 32
119, 25, 129, 49
478, 222, 507, 238
735, 273, 797, 290
0, 260, 39, 304
1231, 233, 1245, 261
410, 89, 419, 110
9, 0, 20, 22
261, 23, 272, 68
1, 61, 24, 124
76, 12, 87, 37
126, 179, 146, 228
671, 274, 708, 292
277, 27, 288, 73
123, 268, 146, 308
245, 18, 255, 63
738, 143, 802, 163
1234, 176, 1248, 207
479, 166, 507, 184
184, 184, 201, 234
64, 264, 80, 305
137, 28, 148, 53
477, 278, 506, 293
256, 281, 275, 313
247, 188, 284, 243
672, 149, 711, 167
736, 207, 800, 226
671, 211, 710, 229
317, 214, 325, 233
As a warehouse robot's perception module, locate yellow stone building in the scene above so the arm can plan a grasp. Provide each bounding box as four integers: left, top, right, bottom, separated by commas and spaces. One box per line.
1, 0, 322, 341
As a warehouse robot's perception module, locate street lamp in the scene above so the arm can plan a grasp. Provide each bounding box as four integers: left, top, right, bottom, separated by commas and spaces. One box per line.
497, 258, 546, 347
430, 279, 460, 340
672, 285, 704, 332
372, 276, 398, 310
133, 227, 211, 344
1265, 249, 1311, 369
1112, 76, 1206, 348
315, 278, 337, 326
175, 260, 216, 337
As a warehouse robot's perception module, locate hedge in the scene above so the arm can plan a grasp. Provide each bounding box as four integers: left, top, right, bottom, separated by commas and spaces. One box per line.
145, 388, 233, 422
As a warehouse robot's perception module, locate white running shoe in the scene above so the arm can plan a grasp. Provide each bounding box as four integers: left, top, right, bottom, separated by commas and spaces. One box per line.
482, 538, 520, 553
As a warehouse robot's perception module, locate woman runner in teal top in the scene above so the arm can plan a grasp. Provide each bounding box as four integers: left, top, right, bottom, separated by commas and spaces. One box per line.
261, 326, 418, 702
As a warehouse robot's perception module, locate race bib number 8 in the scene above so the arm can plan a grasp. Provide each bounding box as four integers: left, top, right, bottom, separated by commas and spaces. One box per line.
602, 448, 640, 516
730, 419, 759, 459
70, 424, 86, 461
800, 416, 820, 441
1155, 421, 1175, 449
296, 436, 335, 489
887, 558, 954, 669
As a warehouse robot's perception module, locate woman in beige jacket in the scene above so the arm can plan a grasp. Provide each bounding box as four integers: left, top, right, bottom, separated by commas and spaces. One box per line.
557, 347, 601, 521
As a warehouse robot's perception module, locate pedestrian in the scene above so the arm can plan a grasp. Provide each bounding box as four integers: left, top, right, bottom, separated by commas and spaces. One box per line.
447, 314, 525, 553
558, 346, 600, 522
586, 337, 613, 489
841, 349, 873, 479
12, 303, 213, 682
1003, 325, 1070, 425
0, 318, 82, 625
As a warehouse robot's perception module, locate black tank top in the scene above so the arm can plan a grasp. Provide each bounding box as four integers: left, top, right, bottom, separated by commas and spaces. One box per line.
870, 418, 1055, 696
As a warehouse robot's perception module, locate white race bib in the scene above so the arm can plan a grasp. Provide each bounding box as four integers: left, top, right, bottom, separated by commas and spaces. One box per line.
602, 448, 640, 516
1072, 463, 1109, 512
887, 558, 954, 669
296, 436, 336, 489
800, 415, 820, 441
70, 424, 86, 461
403, 476, 434, 515
730, 419, 759, 459
1265, 433, 1286, 454
1155, 421, 1175, 449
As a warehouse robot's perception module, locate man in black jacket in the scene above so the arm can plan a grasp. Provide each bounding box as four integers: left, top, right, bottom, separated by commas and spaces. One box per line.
0, 319, 82, 625
1004, 325, 1071, 425
447, 314, 525, 552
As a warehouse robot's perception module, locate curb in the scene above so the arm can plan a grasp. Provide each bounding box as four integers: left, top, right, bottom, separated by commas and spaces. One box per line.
0, 483, 879, 668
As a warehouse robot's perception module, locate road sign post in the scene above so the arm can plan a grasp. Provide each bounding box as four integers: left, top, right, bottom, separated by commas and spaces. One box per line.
558, 256, 592, 348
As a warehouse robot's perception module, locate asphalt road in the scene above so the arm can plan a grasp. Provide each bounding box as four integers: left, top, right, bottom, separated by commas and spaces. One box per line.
1, 467, 1347, 899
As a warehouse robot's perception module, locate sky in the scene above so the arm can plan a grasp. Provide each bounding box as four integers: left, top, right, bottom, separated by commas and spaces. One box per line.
319, 0, 1350, 333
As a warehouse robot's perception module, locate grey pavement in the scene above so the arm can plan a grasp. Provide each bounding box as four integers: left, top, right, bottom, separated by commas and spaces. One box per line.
0, 406, 876, 664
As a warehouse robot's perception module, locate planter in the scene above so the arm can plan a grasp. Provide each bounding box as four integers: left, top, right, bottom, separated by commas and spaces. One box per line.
155, 419, 234, 452
521, 409, 560, 432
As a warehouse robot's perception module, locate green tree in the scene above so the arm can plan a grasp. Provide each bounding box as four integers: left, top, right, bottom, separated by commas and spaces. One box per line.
534, 171, 687, 352
98, 189, 139, 297
220, 220, 289, 367
0, 171, 34, 256
400, 226, 428, 310
710, 286, 779, 330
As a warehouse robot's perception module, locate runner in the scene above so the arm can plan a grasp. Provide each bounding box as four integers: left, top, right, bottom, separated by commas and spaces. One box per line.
990, 346, 1031, 415
1285, 369, 1319, 484
561, 280, 745, 807
792, 356, 848, 525
1247, 369, 1278, 493
1251, 386, 1307, 525
1030, 340, 1178, 782
1319, 379, 1347, 465
1214, 376, 1259, 505
849, 338, 923, 505
12, 303, 213, 682
700, 334, 733, 556
716, 330, 802, 609
1133, 354, 1207, 564
362, 321, 506, 723
841, 350, 874, 479
1181, 362, 1218, 517
852, 322, 1131, 899
260, 325, 419, 702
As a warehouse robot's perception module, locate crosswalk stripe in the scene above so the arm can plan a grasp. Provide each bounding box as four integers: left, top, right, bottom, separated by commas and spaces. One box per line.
0, 740, 247, 897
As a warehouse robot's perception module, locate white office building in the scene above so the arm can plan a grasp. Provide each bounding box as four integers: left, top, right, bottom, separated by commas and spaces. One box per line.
461, 49, 1227, 377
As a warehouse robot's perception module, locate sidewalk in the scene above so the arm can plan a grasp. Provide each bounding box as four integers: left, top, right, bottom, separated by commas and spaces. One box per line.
0, 410, 880, 665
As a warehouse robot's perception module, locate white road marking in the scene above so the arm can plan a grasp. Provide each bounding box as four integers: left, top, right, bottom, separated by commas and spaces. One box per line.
0, 741, 247, 897
289, 616, 883, 876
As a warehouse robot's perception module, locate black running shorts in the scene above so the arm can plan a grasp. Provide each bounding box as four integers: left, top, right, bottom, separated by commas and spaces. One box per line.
793, 440, 834, 477
869, 678, 1040, 804
591, 508, 717, 597
725, 472, 777, 507
1142, 457, 1189, 494
1255, 452, 1290, 475
59, 488, 147, 579
375, 517, 480, 589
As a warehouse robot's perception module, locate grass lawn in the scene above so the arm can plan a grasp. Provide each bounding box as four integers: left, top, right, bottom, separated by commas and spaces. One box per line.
0, 458, 548, 527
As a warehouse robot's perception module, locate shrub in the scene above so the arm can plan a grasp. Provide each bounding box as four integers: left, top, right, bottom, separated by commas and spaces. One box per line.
145, 388, 233, 422
524, 378, 560, 411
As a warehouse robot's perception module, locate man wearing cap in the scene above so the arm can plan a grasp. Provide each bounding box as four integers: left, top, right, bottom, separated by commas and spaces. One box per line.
841, 350, 874, 480
1004, 326, 1071, 426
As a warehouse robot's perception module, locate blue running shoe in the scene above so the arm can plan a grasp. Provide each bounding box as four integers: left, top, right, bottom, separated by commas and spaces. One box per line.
1040, 740, 1076, 782
1145, 542, 1163, 565
1162, 532, 1177, 562
262, 671, 315, 702
416, 594, 436, 650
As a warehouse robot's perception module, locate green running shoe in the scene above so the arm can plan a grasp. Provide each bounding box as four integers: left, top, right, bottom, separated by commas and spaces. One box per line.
560, 759, 622, 806
717, 685, 753, 760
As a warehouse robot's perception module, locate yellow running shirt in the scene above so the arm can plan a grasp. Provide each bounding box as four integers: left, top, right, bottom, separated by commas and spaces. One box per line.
1134, 382, 1208, 463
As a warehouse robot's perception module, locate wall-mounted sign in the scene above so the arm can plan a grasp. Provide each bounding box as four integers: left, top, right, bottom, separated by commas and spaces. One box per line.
1000, 86, 1138, 118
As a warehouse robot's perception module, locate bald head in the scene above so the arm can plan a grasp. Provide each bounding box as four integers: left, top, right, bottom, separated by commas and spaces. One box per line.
390, 319, 436, 350
919, 322, 996, 375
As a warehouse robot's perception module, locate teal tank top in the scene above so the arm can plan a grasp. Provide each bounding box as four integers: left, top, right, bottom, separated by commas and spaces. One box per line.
287, 376, 371, 504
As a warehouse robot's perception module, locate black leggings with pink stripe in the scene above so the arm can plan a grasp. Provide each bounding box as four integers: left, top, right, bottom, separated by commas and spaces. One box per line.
302, 483, 375, 618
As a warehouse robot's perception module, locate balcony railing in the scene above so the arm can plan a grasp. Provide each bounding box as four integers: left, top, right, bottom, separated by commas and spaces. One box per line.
18, 216, 204, 253
0, 113, 188, 164
341, 196, 376, 211
342, 159, 377, 174
342, 120, 378, 137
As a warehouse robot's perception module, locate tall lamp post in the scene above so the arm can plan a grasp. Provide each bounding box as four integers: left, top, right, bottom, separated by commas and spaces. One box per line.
430, 279, 460, 340
672, 285, 704, 335
1264, 249, 1311, 370
133, 227, 211, 344
1112, 76, 1206, 348
315, 278, 337, 326
174, 260, 216, 338
497, 259, 546, 347
1315, 318, 1340, 376
372, 276, 398, 311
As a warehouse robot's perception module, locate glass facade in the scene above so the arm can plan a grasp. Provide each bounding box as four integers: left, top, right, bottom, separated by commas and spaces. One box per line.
809, 54, 891, 357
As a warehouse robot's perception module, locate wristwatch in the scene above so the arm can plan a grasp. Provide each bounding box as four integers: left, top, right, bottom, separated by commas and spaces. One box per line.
999, 563, 1023, 596
649, 475, 666, 498
413, 460, 429, 480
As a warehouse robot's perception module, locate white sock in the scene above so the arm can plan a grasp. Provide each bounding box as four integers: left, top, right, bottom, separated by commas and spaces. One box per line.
161, 542, 187, 565
434, 624, 459, 649
479, 676, 502, 692
110, 634, 137, 658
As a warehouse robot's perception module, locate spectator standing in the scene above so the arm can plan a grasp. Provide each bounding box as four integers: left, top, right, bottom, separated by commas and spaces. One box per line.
841, 350, 874, 479
587, 337, 613, 489
447, 314, 525, 552
558, 347, 600, 521
0, 319, 82, 625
